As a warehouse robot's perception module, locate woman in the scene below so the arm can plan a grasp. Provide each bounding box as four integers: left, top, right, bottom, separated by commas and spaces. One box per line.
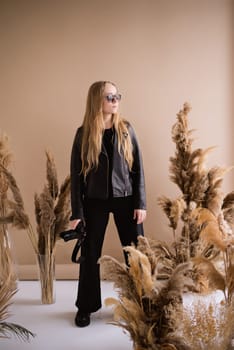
70, 81, 146, 327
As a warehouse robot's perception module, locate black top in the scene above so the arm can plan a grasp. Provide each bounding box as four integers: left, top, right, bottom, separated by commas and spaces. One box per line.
103, 128, 114, 197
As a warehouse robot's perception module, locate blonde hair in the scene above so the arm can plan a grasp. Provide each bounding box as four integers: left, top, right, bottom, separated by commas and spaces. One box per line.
81, 81, 133, 178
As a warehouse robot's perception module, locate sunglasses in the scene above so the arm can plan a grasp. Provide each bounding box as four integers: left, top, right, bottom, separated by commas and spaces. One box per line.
104, 93, 122, 103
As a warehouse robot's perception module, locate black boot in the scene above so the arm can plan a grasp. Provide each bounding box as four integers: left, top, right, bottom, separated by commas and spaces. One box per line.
75, 310, 90, 327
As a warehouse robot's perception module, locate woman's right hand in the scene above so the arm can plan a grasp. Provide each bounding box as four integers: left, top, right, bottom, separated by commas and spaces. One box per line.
70, 219, 81, 230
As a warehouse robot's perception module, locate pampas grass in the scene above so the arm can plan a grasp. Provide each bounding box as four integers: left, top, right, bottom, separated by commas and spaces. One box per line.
100, 238, 234, 350
33, 150, 71, 304
0, 134, 71, 304
222, 192, 234, 230
158, 103, 234, 275
0, 258, 35, 341
100, 247, 194, 350
0, 133, 34, 341
0, 133, 17, 291
182, 299, 234, 350
34, 151, 71, 256
100, 103, 234, 350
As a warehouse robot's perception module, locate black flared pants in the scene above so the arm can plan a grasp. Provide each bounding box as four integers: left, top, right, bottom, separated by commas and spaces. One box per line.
75, 196, 144, 313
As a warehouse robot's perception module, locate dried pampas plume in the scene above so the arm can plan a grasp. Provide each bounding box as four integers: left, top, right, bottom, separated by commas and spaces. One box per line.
222, 191, 234, 228
0, 133, 71, 304
100, 244, 195, 350
158, 196, 186, 231
0, 134, 34, 341
191, 256, 226, 294
101, 104, 234, 350
34, 149, 71, 254
159, 103, 234, 269
0, 151, 71, 257
0, 133, 19, 291
34, 150, 71, 303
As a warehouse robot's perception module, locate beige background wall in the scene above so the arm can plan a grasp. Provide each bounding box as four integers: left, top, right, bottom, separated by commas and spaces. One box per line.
0, 0, 233, 279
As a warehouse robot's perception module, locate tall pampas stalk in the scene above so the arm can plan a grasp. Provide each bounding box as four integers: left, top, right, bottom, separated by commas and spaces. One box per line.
0, 132, 34, 341
0, 135, 71, 304
0, 133, 17, 291
99, 104, 234, 350
34, 150, 71, 303
158, 103, 234, 275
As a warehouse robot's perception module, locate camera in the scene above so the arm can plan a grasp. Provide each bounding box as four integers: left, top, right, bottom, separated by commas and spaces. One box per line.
60, 221, 86, 264
60, 221, 86, 242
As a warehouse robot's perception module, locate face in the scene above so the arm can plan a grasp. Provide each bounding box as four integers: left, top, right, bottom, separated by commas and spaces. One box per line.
102, 82, 121, 116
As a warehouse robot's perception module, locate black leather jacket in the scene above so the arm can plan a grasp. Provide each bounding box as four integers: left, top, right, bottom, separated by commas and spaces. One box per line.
70, 122, 146, 220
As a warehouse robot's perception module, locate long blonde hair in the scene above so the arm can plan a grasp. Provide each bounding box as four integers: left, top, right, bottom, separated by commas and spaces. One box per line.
81, 81, 133, 178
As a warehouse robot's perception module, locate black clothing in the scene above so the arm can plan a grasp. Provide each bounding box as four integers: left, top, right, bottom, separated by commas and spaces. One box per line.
70, 122, 146, 220
70, 121, 146, 314
102, 127, 114, 161
102, 128, 114, 197
76, 197, 143, 313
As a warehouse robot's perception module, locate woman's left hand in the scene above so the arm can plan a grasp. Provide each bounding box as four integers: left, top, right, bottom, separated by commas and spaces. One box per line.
133, 209, 147, 224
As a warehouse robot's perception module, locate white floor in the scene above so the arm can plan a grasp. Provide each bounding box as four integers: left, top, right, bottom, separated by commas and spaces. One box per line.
1, 281, 133, 350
